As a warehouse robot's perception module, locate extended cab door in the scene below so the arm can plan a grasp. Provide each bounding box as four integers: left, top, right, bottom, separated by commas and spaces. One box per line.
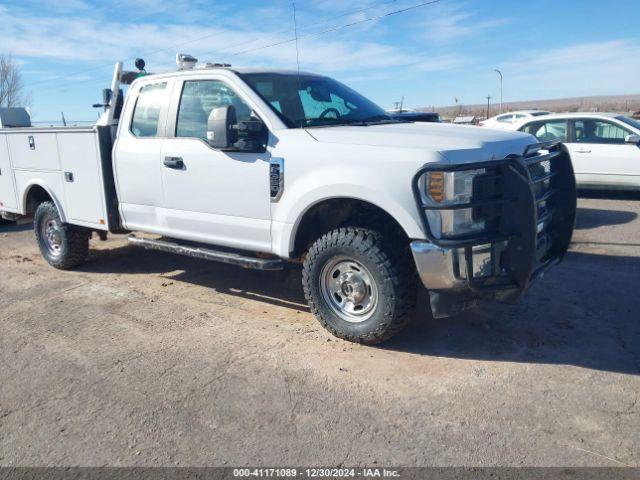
113, 80, 173, 232
159, 78, 272, 252
566, 118, 640, 188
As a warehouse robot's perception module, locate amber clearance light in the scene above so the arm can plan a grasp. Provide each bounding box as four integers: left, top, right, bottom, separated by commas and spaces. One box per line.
427, 172, 445, 202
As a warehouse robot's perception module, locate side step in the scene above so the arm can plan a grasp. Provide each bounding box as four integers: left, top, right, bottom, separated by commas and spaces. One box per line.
128, 235, 284, 271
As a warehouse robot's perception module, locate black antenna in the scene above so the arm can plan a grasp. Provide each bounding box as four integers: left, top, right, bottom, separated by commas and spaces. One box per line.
292, 1, 303, 127
292, 1, 301, 77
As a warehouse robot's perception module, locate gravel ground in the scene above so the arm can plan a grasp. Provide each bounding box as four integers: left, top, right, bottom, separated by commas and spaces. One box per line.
0, 194, 638, 467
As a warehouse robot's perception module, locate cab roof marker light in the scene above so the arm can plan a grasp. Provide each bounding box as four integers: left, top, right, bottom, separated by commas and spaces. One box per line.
176, 53, 198, 70
199, 63, 232, 69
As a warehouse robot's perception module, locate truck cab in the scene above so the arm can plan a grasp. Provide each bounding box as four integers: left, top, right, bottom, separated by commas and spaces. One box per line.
0, 58, 577, 344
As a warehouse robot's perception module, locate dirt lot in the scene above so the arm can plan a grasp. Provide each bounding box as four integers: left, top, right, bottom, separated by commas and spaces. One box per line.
0, 194, 638, 467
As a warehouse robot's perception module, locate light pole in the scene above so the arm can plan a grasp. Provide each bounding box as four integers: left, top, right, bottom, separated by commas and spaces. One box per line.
494, 69, 503, 114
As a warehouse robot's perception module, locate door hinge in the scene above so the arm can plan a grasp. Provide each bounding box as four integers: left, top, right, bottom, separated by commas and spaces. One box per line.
270, 158, 284, 202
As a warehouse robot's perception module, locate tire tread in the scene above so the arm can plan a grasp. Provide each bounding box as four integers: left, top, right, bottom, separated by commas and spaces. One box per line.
34, 201, 89, 270
302, 227, 417, 344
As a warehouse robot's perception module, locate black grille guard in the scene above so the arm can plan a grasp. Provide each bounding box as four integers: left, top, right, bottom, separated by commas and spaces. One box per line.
411, 141, 577, 294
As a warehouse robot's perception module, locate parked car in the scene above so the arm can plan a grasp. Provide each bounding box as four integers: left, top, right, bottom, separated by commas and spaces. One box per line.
453, 116, 478, 125
515, 112, 640, 190
0, 57, 577, 344
389, 111, 441, 123
480, 110, 551, 129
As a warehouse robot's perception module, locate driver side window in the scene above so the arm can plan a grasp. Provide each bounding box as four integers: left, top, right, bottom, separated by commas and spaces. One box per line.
176, 80, 253, 140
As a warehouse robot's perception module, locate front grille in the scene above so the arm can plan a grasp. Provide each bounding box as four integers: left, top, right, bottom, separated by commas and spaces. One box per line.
412, 141, 577, 294
524, 145, 565, 264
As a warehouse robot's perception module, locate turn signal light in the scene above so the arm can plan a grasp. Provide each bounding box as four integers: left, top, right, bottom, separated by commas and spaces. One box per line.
427, 172, 445, 202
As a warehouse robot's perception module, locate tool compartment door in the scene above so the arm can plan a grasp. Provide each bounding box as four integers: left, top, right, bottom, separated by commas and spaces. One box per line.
57, 130, 108, 229
0, 135, 18, 211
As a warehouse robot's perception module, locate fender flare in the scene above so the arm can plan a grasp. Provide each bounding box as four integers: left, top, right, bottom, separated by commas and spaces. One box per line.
21, 181, 67, 223
281, 190, 425, 257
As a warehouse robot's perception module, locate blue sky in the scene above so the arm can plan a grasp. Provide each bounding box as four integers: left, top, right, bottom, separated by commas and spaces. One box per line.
2, 0, 639, 122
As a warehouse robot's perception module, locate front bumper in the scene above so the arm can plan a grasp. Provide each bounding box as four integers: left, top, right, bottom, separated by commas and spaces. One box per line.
410, 241, 463, 291
411, 141, 577, 318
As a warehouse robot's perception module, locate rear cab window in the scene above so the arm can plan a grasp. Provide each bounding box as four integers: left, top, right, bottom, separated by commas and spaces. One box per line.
130, 82, 168, 137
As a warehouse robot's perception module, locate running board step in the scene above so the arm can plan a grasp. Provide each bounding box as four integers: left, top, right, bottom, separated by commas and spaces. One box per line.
128, 235, 284, 271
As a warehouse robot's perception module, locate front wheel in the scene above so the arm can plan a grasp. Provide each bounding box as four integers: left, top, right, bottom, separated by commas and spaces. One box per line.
34, 201, 89, 269
302, 227, 417, 344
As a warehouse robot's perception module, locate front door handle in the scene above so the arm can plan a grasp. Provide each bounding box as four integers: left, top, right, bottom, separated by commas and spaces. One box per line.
163, 156, 184, 169
575, 149, 592, 154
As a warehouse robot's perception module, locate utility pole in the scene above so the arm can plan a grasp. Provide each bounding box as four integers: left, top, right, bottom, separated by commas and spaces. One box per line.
486, 95, 491, 120
494, 69, 503, 114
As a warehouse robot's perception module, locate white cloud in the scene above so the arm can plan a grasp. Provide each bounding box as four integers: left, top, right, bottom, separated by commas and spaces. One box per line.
0, 0, 470, 88
499, 39, 640, 99
6, 0, 637, 119
420, 1, 510, 43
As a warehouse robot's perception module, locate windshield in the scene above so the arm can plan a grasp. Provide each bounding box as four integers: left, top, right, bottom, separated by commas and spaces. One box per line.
239, 72, 396, 128
617, 115, 640, 131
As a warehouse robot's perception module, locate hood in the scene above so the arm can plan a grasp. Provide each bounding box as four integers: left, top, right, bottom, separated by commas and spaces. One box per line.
305, 122, 535, 160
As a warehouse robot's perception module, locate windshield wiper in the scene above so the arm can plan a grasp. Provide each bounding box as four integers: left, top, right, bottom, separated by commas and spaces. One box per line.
344, 115, 408, 126
303, 115, 406, 128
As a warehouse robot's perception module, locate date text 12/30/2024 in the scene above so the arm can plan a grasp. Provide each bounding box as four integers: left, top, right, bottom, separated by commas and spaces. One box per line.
233, 468, 401, 478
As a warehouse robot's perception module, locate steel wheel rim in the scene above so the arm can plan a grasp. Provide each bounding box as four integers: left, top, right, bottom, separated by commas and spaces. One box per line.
320, 256, 379, 323
41, 215, 63, 257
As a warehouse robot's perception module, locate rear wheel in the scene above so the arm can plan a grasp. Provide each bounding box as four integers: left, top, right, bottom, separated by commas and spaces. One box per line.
34, 201, 89, 269
302, 227, 417, 344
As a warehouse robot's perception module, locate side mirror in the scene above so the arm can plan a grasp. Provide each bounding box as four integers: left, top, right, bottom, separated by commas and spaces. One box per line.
207, 105, 266, 152
625, 134, 640, 144
207, 105, 238, 149
233, 117, 266, 151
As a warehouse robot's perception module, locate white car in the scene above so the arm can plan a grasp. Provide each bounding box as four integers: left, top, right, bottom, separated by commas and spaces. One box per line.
515, 112, 640, 190
480, 110, 551, 130
0, 58, 577, 344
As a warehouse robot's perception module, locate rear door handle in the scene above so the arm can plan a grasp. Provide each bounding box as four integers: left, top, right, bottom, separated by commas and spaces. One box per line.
163, 156, 184, 169
575, 149, 592, 154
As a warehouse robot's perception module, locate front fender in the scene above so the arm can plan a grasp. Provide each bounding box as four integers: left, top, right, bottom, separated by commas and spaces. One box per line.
271, 165, 427, 258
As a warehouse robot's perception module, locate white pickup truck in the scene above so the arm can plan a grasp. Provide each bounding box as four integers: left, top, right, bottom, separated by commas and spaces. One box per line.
0, 57, 577, 344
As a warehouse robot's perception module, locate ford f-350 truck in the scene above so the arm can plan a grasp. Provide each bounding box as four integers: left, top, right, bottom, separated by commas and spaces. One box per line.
0, 57, 577, 344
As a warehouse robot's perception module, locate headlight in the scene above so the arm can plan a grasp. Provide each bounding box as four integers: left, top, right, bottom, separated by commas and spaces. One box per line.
420, 169, 486, 238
